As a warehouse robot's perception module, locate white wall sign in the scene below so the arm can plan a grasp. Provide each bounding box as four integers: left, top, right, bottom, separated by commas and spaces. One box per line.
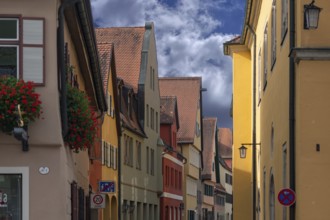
90, 193, 106, 209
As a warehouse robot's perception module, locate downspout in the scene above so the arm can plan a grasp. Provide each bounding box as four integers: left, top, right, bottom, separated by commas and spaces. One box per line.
289, 0, 296, 219
246, 24, 257, 220
214, 128, 220, 184
58, 0, 79, 137
118, 132, 122, 220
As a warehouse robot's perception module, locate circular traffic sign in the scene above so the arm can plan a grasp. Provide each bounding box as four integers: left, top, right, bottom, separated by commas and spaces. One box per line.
93, 194, 104, 205
278, 188, 295, 206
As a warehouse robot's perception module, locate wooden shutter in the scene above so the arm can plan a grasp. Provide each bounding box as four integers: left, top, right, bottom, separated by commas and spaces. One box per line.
101, 140, 105, 165
22, 18, 44, 85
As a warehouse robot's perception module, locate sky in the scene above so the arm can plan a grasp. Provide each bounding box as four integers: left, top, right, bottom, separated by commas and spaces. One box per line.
91, 0, 246, 129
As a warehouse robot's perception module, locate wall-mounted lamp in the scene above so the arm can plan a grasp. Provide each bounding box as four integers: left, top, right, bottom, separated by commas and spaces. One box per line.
239, 143, 261, 159
304, 0, 322, 29
13, 105, 29, 151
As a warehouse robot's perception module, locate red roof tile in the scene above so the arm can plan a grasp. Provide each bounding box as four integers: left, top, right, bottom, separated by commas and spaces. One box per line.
95, 27, 145, 92
160, 96, 177, 124
218, 128, 233, 169
159, 77, 201, 143
97, 42, 113, 93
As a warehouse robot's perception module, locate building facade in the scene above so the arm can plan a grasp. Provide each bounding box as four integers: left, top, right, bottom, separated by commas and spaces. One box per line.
96, 42, 121, 220
159, 77, 203, 220
0, 0, 107, 219
96, 22, 162, 220
160, 96, 185, 220
225, 0, 330, 220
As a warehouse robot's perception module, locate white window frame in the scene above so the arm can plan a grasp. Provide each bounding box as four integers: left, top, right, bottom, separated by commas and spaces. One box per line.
0, 167, 29, 220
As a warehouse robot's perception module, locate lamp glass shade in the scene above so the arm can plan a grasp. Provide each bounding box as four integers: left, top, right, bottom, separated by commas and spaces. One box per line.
304, 3, 321, 29
239, 146, 247, 158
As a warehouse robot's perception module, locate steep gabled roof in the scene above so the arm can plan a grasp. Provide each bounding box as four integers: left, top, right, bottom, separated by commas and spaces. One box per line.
218, 128, 233, 169
160, 96, 180, 129
119, 80, 146, 137
97, 42, 113, 93
202, 117, 217, 177
95, 27, 145, 92
159, 77, 201, 143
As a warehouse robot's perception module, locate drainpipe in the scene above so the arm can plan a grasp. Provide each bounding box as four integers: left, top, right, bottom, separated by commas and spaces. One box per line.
58, 0, 79, 137
246, 24, 257, 220
289, 0, 296, 219
118, 133, 122, 220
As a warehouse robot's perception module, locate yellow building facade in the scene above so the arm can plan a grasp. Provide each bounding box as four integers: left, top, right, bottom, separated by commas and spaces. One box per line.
225, 0, 330, 220
224, 40, 253, 220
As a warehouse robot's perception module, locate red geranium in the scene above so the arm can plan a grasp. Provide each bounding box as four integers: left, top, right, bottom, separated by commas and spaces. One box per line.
64, 84, 98, 153
0, 76, 42, 134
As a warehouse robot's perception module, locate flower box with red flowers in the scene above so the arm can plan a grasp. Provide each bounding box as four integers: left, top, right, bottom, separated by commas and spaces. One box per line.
0, 77, 42, 134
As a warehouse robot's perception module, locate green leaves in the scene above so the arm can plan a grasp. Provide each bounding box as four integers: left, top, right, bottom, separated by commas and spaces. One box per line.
0, 76, 42, 134
65, 84, 98, 153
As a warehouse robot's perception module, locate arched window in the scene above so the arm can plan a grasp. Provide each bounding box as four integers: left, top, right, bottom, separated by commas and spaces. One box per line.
271, 124, 274, 157
269, 175, 275, 220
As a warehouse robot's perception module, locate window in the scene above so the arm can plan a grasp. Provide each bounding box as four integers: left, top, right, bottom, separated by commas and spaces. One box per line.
281, 0, 288, 42
226, 193, 233, 204
146, 146, 149, 174
127, 94, 131, 119
263, 24, 268, 89
151, 108, 154, 130
271, 0, 277, 69
106, 91, 114, 117
156, 112, 158, 133
124, 135, 133, 167
129, 137, 133, 167
225, 174, 232, 185
136, 141, 141, 170
186, 177, 197, 196
175, 170, 178, 189
152, 68, 155, 90
151, 149, 155, 175
0, 17, 45, 84
146, 105, 149, 127
0, 167, 28, 220
271, 124, 274, 157
102, 141, 117, 169
179, 172, 182, 190
269, 175, 275, 220
188, 210, 195, 220
150, 67, 153, 89
215, 195, 225, 206
195, 122, 201, 137
204, 184, 213, 196
171, 168, 174, 186
189, 147, 200, 168
258, 49, 262, 103
124, 135, 129, 165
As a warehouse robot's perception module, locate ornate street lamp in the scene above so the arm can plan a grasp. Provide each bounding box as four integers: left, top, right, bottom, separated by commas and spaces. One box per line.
304, 0, 322, 29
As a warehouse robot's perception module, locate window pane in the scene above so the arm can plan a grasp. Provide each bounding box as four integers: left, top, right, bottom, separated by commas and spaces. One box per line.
0, 174, 22, 220
23, 47, 43, 83
0, 46, 18, 78
0, 19, 18, 40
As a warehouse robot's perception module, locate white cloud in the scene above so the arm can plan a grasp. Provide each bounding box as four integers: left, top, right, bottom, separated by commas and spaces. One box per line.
91, 0, 238, 127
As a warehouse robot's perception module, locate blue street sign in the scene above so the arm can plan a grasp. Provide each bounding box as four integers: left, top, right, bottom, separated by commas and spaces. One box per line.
99, 181, 115, 193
